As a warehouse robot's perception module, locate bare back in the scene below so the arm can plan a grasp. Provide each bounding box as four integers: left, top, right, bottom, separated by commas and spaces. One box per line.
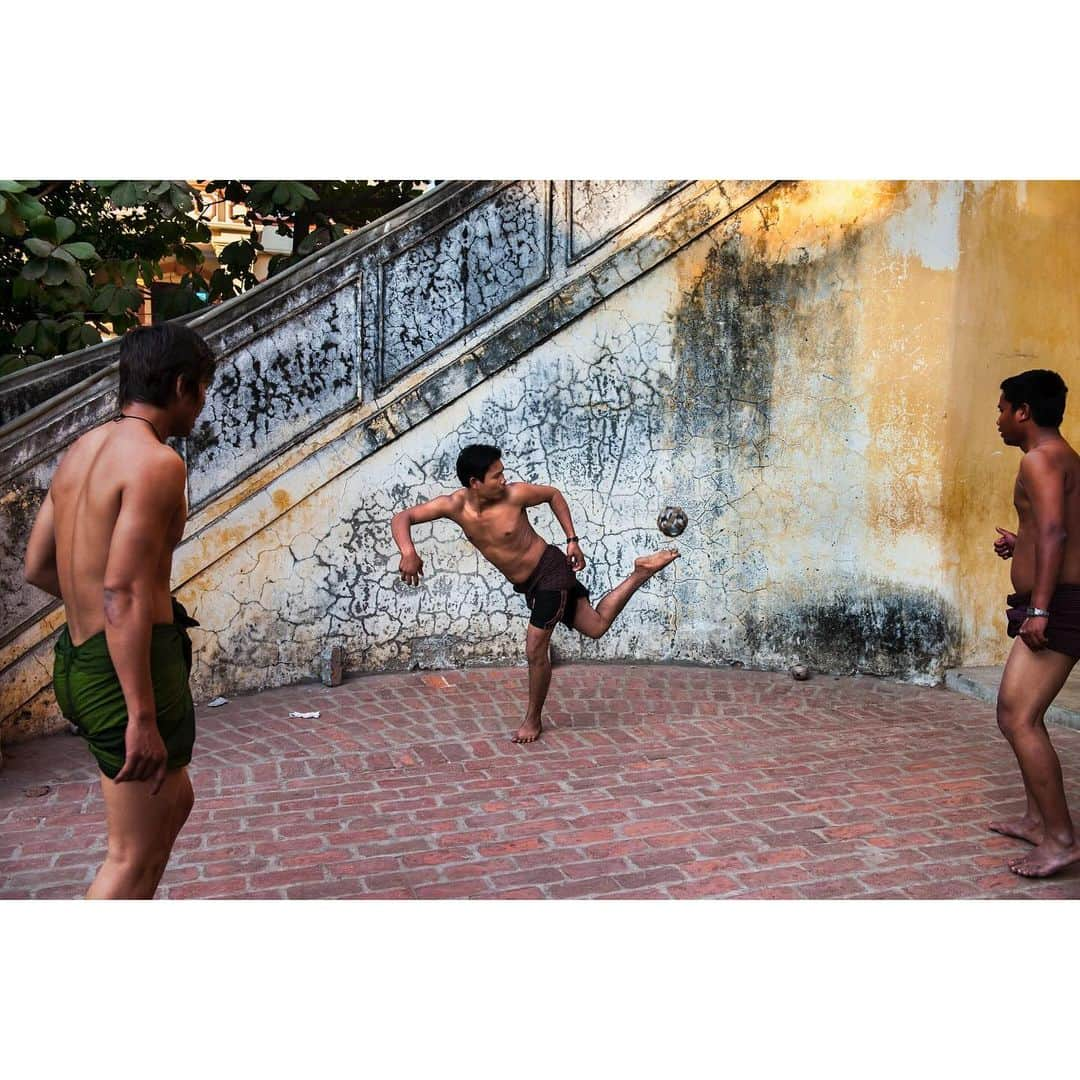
1012, 438, 1080, 592
50, 421, 186, 645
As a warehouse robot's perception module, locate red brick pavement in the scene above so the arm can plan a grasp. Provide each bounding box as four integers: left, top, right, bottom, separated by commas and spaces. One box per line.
3, 664, 1080, 900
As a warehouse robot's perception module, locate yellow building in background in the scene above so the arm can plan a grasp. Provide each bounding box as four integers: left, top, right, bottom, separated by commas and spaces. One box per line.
141, 184, 283, 324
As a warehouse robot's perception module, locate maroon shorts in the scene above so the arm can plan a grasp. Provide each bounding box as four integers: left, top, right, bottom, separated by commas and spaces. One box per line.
1006, 585, 1080, 658
513, 544, 590, 631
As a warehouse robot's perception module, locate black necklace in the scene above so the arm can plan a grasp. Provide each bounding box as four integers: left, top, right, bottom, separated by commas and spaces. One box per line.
115, 413, 164, 443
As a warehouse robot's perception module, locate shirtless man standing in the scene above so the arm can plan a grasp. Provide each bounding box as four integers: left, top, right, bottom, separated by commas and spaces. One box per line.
23, 324, 216, 898
391, 444, 679, 743
990, 369, 1080, 878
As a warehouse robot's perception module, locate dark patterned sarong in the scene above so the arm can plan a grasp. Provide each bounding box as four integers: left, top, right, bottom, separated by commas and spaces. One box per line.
1006, 585, 1080, 658
513, 544, 590, 631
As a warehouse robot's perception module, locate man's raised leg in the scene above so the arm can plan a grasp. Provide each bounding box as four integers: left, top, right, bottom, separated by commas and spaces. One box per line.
86, 768, 194, 899
994, 638, 1080, 878
572, 548, 680, 640
513, 624, 555, 744
511, 548, 679, 744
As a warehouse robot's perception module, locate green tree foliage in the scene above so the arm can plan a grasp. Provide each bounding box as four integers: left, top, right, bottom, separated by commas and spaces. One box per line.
0, 179, 427, 378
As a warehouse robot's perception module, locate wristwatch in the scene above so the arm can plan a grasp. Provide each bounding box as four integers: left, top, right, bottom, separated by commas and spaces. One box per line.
1025, 607, 1051, 618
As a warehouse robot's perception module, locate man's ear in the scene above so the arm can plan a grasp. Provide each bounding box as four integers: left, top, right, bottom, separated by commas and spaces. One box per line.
1015, 402, 1033, 423
174, 374, 186, 402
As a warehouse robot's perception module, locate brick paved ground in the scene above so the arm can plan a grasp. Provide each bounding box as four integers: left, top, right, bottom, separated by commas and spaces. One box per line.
3, 663, 1080, 899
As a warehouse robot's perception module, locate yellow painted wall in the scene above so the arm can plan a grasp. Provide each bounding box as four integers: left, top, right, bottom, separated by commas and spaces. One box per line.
945, 181, 1080, 663
677, 178, 1080, 673
660, 181, 968, 677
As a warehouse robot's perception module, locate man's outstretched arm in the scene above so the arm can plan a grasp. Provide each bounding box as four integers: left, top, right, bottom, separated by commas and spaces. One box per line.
391, 496, 457, 586
511, 483, 584, 570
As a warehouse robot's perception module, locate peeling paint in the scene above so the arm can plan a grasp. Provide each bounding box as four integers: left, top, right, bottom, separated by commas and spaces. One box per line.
179, 182, 969, 699
6, 180, 1080, 747
187, 290, 358, 507
379, 181, 549, 383
885, 182, 963, 271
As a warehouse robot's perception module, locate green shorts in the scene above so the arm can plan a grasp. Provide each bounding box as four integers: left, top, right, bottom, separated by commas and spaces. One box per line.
53, 600, 198, 779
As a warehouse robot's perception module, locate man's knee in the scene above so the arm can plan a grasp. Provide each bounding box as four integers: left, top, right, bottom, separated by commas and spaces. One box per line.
572, 614, 604, 640
104, 842, 168, 886
997, 697, 1040, 739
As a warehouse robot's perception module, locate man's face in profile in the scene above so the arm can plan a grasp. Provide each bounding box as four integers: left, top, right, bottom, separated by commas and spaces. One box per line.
997, 395, 1025, 447
473, 459, 507, 498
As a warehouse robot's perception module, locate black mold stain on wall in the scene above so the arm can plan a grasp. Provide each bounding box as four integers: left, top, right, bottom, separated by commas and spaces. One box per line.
670, 220, 863, 462
186, 420, 219, 458
670, 234, 788, 464
202, 344, 352, 458
669, 200, 959, 678
742, 584, 961, 676
185, 291, 356, 499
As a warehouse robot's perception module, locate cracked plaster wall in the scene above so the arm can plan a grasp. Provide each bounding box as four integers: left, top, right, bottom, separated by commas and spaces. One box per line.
10, 180, 1079, 745
3, 179, 736, 745
178, 181, 1001, 702
186, 290, 358, 505
569, 181, 686, 259
379, 180, 549, 383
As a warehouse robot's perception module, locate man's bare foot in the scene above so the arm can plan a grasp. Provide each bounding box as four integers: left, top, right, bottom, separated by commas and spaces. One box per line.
634, 548, 680, 577
511, 718, 542, 744
1009, 840, 1080, 878
988, 817, 1045, 845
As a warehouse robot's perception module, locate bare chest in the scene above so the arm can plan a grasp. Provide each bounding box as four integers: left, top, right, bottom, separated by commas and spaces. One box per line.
1013, 475, 1031, 520
459, 505, 529, 547
1014, 463, 1080, 524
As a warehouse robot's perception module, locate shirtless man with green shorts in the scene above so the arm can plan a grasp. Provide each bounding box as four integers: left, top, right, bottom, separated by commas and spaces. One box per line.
391, 444, 679, 744
992, 369, 1080, 878
23, 324, 216, 898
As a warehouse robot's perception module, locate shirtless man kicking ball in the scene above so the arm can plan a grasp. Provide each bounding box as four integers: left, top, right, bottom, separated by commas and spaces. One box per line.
391, 444, 679, 743
991, 369, 1080, 878
23, 324, 215, 898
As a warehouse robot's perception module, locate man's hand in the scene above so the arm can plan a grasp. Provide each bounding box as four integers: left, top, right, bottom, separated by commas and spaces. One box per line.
566, 540, 585, 572
114, 721, 168, 793
1020, 615, 1049, 651
399, 552, 424, 586
994, 527, 1017, 560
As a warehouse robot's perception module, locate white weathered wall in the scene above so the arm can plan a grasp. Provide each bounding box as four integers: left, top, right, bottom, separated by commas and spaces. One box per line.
182, 182, 973, 701
4, 181, 762, 743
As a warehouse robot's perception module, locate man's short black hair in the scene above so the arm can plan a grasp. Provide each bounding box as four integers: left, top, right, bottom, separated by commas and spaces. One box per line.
118, 324, 216, 409
1001, 369, 1068, 428
456, 444, 502, 487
